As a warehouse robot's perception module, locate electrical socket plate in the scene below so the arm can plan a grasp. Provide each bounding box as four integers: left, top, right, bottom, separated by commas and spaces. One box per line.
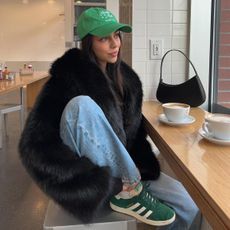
149, 39, 164, 60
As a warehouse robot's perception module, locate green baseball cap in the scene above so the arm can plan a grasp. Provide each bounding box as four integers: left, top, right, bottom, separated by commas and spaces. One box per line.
77, 7, 132, 40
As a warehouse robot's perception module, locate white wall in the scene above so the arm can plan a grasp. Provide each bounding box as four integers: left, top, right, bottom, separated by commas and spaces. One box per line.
0, 0, 118, 66
132, 0, 189, 101
0, 0, 65, 62
107, 0, 119, 19
189, 0, 212, 109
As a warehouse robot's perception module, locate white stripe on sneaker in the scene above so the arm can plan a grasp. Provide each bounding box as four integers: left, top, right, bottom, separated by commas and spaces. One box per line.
144, 210, 153, 218
136, 206, 146, 214
128, 202, 140, 210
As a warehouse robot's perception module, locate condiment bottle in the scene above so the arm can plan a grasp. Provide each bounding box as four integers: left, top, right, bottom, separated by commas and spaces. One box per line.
3, 66, 9, 80
0, 66, 3, 80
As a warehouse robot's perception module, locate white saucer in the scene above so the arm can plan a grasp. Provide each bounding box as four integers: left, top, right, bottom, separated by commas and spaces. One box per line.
199, 128, 230, 146
158, 114, 196, 126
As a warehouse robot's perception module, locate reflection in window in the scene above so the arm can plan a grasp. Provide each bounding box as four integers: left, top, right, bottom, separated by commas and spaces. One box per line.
211, 0, 230, 113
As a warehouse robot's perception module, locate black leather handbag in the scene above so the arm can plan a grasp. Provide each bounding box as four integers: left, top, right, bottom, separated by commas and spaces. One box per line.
156, 49, 206, 107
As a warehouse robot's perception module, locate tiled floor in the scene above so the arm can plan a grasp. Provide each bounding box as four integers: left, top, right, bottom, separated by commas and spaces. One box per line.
0, 112, 48, 230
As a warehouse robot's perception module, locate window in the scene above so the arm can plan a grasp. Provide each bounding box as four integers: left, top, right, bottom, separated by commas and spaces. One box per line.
210, 0, 230, 113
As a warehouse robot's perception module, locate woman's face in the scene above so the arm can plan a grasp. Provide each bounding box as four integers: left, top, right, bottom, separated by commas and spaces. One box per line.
92, 31, 121, 71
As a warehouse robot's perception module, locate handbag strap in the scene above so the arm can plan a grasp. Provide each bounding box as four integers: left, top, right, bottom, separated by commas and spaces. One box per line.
160, 49, 199, 81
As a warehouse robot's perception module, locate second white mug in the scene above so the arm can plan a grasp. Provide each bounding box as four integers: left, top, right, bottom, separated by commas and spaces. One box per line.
203, 114, 230, 140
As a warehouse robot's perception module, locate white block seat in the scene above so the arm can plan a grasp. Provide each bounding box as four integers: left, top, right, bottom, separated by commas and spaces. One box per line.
0, 103, 24, 148
43, 200, 137, 230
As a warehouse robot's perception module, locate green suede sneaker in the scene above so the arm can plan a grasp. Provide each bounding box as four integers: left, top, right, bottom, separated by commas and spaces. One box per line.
110, 184, 176, 226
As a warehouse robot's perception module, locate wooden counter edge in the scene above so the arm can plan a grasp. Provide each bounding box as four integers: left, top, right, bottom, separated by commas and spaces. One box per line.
142, 104, 229, 230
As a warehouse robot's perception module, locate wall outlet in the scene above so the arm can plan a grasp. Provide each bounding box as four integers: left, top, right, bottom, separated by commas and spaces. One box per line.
149, 39, 164, 60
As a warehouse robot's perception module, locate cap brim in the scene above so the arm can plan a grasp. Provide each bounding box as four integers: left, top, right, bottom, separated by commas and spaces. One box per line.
89, 22, 132, 38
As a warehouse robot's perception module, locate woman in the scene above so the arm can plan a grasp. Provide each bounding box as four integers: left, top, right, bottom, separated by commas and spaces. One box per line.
19, 7, 200, 229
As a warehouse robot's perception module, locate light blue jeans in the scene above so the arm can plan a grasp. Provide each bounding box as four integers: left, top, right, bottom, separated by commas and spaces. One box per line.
60, 96, 201, 230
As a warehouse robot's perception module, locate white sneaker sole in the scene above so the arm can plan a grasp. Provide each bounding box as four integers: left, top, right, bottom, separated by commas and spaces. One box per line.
110, 203, 176, 226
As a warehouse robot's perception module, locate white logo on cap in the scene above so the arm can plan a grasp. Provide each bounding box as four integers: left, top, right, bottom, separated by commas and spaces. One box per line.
99, 11, 115, 22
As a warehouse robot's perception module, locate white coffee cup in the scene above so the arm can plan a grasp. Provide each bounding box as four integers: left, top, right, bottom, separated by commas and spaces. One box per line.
162, 102, 190, 123
203, 114, 230, 140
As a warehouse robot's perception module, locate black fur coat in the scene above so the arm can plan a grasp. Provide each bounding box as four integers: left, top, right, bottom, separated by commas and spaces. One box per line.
18, 48, 160, 222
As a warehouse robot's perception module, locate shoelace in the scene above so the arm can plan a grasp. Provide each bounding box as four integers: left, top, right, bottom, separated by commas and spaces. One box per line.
138, 188, 159, 210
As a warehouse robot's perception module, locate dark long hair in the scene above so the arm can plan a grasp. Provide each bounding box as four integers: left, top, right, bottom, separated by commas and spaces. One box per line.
81, 33, 124, 99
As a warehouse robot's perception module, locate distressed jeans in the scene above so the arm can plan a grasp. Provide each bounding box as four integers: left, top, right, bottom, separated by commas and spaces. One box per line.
60, 96, 201, 230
